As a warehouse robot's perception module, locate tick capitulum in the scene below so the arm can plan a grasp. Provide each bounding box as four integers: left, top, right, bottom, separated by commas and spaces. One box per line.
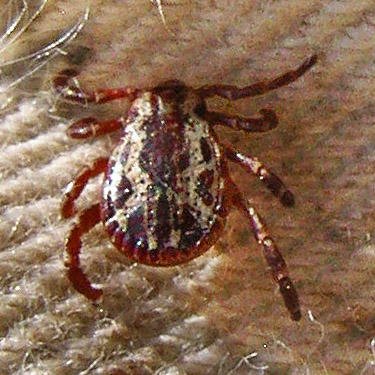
55, 54, 317, 321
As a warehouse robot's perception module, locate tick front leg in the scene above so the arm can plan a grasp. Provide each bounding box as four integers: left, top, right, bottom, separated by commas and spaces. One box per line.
65, 203, 103, 300
206, 108, 278, 133
197, 54, 317, 100
67, 117, 123, 139
62, 158, 108, 218
227, 179, 301, 321
223, 144, 294, 207
54, 69, 140, 104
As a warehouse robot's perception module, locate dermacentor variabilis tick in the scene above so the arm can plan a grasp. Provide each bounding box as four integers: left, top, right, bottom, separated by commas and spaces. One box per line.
55, 54, 317, 320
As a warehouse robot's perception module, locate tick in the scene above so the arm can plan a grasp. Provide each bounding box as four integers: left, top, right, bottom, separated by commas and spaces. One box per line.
55, 54, 317, 320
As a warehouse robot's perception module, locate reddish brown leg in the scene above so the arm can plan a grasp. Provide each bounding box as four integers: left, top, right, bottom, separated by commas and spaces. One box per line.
62, 158, 108, 218
65, 203, 103, 300
54, 69, 140, 104
223, 144, 294, 207
67, 117, 123, 139
226, 178, 301, 321
197, 54, 317, 100
205, 108, 278, 133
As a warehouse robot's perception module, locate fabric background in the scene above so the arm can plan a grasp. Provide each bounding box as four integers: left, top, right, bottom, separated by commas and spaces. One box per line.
1, 1, 375, 374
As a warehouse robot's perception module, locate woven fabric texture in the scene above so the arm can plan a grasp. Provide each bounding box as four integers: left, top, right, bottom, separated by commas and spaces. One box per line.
1, 1, 375, 374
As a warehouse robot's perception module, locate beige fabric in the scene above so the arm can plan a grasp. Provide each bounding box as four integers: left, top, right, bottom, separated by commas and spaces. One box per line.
1, 1, 375, 374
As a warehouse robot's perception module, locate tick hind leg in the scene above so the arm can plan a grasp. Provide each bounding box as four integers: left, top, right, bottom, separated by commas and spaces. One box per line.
226, 178, 301, 320
62, 157, 108, 218
54, 69, 140, 104
223, 144, 294, 207
65, 203, 103, 300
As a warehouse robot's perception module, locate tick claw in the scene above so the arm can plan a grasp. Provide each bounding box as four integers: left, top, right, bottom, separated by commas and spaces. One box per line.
53, 69, 79, 89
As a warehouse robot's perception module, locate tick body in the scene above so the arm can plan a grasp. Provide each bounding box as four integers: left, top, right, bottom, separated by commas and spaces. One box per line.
55, 54, 317, 320
101, 90, 225, 266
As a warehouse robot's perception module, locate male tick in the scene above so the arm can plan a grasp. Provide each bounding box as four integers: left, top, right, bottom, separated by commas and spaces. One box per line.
55, 54, 317, 320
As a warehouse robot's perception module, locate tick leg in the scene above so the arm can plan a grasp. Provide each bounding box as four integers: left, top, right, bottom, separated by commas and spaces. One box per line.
206, 108, 278, 133
227, 179, 301, 321
197, 54, 317, 100
67, 117, 123, 139
223, 144, 294, 207
65, 203, 103, 300
62, 158, 108, 218
54, 69, 140, 104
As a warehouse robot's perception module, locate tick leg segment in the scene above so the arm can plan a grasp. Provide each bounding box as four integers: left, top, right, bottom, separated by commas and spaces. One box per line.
227, 179, 301, 321
67, 117, 123, 139
54, 69, 140, 104
62, 158, 108, 218
206, 108, 278, 133
65, 203, 103, 300
197, 54, 317, 100
223, 144, 294, 207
